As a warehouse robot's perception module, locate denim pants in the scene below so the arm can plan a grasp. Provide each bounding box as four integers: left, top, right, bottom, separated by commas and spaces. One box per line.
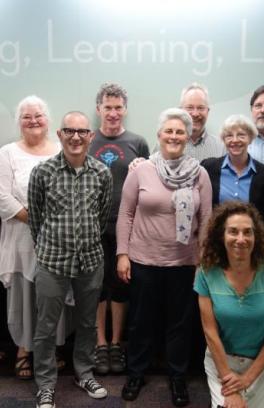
34, 262, 103, 390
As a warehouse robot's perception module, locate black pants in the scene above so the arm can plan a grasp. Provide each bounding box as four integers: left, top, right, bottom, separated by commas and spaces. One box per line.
127, 262, 195, 379
99, 232, 129, 303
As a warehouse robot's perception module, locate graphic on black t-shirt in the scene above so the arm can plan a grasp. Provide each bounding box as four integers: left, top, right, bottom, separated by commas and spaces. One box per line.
94, 144, 125, 167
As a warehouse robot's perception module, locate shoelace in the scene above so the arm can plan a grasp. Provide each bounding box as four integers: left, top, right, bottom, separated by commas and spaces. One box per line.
95, 346, 108, 361
83, 378, 102, 392
39, 389, 54, 403
110, 347, 125, 363
110, 344, 125, 356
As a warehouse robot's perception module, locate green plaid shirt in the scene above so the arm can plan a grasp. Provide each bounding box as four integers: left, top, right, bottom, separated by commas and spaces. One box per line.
28, 151, 113, 277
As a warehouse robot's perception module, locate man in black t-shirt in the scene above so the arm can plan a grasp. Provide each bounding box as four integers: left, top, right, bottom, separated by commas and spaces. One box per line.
89, 83, 149, 375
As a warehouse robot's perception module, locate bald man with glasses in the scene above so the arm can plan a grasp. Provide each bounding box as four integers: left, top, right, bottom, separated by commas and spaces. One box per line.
28, 111, 113, 408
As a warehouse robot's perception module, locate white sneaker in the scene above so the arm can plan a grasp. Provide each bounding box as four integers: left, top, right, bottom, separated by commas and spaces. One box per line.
36, 389, 55, 408
75, 377, 107, 399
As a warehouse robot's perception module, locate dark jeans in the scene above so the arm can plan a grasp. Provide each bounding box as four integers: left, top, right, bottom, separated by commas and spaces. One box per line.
127, 262, 195, 379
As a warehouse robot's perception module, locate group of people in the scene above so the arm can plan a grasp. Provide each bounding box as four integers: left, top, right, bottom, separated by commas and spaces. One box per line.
0, 82, 264, 408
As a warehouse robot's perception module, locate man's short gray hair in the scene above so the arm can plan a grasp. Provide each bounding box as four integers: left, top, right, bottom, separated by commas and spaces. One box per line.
180, 82, 210, 107
60, 111, 89, 129
157, 107, 193, 137
220, 114, 258, 142
96, 83, 128, 106
15, 95, 51, 126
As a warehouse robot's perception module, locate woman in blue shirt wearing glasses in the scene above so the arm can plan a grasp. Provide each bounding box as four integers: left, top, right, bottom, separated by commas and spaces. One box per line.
201, 114, 264, 219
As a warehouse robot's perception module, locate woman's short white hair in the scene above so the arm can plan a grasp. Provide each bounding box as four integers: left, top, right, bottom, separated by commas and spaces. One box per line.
220, 114, 258, 142
15, 95, 51, 126
157, 107, 193, 137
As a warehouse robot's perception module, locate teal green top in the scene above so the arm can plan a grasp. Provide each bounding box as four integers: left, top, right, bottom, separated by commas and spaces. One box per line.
194, 266, 264, 358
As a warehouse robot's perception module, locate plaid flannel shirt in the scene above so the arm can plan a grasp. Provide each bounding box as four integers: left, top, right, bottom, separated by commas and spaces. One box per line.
28, 151, 112, 277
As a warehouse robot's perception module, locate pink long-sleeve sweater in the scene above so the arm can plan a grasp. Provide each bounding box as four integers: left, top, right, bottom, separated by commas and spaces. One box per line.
116, 160, 212, 266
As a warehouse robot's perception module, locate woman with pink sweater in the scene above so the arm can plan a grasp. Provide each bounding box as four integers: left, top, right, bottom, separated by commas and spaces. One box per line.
116, 107, 212, 407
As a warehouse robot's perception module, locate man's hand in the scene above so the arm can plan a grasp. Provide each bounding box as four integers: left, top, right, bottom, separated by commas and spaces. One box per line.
117, 254, 131, 284
128, 157, 145, 172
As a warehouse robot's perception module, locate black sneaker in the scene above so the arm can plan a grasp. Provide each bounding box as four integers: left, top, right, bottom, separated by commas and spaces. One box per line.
109, 343, 126, 373
122, 377, 145, 401
94, 345, 110, 375
170, 378, 190, 407
36, 389, 55, 408
75, 377, 107, 399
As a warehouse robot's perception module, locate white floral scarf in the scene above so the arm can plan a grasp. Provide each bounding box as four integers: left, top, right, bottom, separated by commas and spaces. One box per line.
150, 152, 200, 244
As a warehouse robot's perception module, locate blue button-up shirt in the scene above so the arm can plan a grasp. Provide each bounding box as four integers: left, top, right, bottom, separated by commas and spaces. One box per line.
219, 154, 256, 203
248, 135, 264, 164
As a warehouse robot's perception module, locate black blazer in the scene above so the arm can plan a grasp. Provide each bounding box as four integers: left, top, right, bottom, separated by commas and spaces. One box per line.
201, 155, 264, 219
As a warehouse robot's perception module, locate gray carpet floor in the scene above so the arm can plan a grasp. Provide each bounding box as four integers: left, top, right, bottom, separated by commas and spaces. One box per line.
0, 373, 210, 408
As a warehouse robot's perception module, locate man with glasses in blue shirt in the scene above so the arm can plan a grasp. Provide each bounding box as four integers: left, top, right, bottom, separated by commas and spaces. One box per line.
28, 111, 113, 408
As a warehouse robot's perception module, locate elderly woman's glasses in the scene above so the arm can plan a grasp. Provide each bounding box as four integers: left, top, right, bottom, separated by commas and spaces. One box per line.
223, 132, 248, 142
20, 114, 45, 122
62, 128, 91, 138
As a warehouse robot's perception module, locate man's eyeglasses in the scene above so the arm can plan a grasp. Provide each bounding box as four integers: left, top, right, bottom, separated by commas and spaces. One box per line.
252, 103, 264, 111
62, 128, 91, 138
183, 105, 208, 113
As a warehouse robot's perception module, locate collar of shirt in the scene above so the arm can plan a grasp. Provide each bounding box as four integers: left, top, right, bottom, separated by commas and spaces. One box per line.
189, 129, 207, 146
257, 134, 264, 141
222, 154, 256, 175
58, 151, 92, 173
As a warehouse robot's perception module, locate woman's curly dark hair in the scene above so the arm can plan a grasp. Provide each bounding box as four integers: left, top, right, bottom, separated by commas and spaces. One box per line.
201, 201, 264, 271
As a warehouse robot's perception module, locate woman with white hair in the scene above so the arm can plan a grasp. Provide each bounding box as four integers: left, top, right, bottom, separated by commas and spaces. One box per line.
201, 114, 264, 219
0, 95, 64, 379
116, 108, 212, 406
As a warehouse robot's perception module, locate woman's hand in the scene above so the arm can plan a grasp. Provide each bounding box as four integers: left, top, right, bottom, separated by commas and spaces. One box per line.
224, 393, 248, 408
117, 254, 131, 284
14, 207, 28, 224
221, 372, 249, 396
